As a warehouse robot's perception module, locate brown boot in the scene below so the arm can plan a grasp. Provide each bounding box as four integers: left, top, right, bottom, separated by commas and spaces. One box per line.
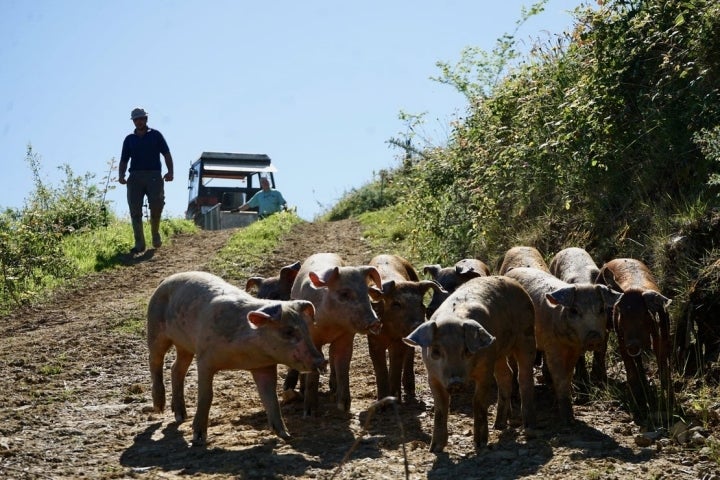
131, 218, 145, 254
150, 215, 162, 248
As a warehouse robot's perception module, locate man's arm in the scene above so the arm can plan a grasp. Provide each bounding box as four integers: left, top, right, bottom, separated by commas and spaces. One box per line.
118, 138, 130, 184
162, 152, 174, 182
118, 159, 129, 185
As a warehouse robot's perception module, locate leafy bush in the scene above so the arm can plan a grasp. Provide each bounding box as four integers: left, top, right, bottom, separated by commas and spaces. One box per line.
321, 169, 403, 221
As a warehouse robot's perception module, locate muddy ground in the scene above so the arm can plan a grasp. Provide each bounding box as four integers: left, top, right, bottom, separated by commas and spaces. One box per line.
0, 219, 718, 479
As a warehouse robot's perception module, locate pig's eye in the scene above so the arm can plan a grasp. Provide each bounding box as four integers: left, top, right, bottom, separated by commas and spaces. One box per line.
430, 346, 442, 359
391, 300, 402, 309
338, 289, 354, 302
281, 327, 296, 340
463, 348, 473, 359
567, 307, 579, 317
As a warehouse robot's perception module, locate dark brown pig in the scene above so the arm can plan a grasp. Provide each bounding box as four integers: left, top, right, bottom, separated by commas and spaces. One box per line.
549, 247, 607, 385
423, 258, 491, 318
404, 276, 537, 453
498, 246, 550, 275
290, 253, 383, 416
369, 254, 445, 403
245, 261, 301, 300
146, 271, 327, 446
597, 258, 673, 421
675, 258, 720, 373
504, 267, 621, 424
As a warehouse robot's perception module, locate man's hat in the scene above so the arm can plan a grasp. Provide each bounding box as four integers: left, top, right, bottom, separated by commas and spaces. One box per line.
130, 108, 148, 120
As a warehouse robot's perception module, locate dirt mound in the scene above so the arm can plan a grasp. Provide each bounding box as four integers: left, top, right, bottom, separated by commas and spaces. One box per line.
0, 220, 715, 479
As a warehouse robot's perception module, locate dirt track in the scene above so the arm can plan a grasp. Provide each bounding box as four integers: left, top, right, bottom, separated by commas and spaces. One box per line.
0, 219, 717, 479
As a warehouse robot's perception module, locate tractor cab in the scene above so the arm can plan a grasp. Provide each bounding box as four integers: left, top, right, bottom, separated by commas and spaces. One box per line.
186, 152, 278, 229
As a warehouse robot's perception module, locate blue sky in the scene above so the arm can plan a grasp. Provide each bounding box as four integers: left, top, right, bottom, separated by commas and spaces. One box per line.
1, 0, 584, 221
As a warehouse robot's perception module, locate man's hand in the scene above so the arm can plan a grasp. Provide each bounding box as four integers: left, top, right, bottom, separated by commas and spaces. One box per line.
118, 175, 127, 185
163, 172, 174, 182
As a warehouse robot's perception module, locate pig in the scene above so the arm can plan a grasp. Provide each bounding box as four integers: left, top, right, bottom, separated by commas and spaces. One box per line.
245, 261, 301, 300
404, 276, 537, 452
675, 258, 720, 373
423, 258, 491, 318
597, 258, 673, 421
146, 271, 327, 445
549, 247, 607, 385
504, 267, 621, 424
369, 254, 445, 403
498, 246, 550, 275
289, 253, 383, 416
549, 248, 600, 285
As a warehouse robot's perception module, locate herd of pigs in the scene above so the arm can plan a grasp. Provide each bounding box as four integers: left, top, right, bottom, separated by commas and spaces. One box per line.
144, 246, 675, 453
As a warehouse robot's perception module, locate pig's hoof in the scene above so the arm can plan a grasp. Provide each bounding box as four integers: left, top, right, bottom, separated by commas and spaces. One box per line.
281, 389, 303, 404
277, 430, 292, 441
191, 434, 207, 448
429, 443, 446, 453
174, 412, 186, 423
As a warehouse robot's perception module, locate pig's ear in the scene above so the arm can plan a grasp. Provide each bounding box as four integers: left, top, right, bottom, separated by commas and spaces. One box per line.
247, 304, 283, 328
295, 300, 315, 318
381, 280, 396, 295
423, 265, 441, 279
642, 290, 671, 313
309, 267, 339, 288
245, 277, 263, 292
599, 267, 621, 291
404, 321, 436, 348
455, 264, 481, 278
363, 266, 382, 289
547, 286, 576, 307
598, 285, 622, 307
419, 280, 447, 296
368, 286, 384, 301
464, 320, 495, 353
280, 262, 301, 283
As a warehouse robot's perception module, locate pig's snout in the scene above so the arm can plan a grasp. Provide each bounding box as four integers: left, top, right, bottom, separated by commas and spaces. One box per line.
625, 341, 642, 357
447, 377, 465, 394
583, 331, 604, 352
367, 320, 383, 336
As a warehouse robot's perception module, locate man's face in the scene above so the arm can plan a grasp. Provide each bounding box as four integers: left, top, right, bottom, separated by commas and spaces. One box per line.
260, 179, 270, 190
132, 116, 148, 129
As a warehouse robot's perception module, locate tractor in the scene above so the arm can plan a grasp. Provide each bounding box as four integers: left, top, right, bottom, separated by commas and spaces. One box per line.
186, 152, 278, 230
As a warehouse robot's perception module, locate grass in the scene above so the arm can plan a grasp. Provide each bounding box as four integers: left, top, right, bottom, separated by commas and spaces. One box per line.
357, 204, 424, 265
62, 217, 197, 273
112, 315, 146, 337
210, 211, 304, 283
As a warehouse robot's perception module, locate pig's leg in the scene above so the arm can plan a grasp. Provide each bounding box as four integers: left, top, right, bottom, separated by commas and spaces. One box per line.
514, 348, 537, 429
493, 357, 512, 430
303, 371, 320, 417
148, 337, 172, 412
329, 333, 355, 413
401, 344, 416, 403
368, 335, 390, 400
388, 342, 405, 400
191, 361, 216, 446
428, 376, 449, 453
283, 368, 299, 391
653, 326, 674, 420
618, 343, 650, 419
252, 365, 291, 440
170, 346, 194, 422
472, 365, 494, 450
590, 331, 610, 385
544, 348, 575, 425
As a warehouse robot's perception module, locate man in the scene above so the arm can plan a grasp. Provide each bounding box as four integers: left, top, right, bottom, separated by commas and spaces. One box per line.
118, 107, 174, 254
236, 177, 286, 218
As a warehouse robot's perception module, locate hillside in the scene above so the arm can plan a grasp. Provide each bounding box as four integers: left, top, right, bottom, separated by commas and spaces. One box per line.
0, 220, 717, 479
